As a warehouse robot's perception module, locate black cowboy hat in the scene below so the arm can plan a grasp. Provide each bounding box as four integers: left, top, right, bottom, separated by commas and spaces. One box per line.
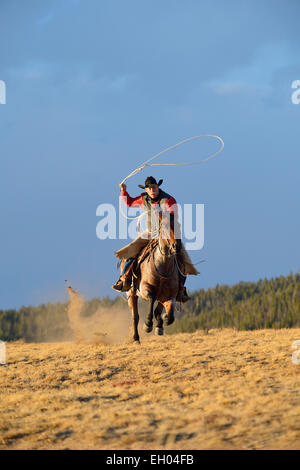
138, 176, 163, 189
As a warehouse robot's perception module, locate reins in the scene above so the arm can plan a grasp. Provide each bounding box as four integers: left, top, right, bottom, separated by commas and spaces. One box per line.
150, 248, 176, 279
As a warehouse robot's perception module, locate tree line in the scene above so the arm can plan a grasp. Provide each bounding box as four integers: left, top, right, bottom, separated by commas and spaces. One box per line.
168, 271, 300, 333
1, 271, 300, 341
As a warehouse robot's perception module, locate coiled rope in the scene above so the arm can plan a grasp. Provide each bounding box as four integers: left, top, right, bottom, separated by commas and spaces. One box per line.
119, 134, 224, 224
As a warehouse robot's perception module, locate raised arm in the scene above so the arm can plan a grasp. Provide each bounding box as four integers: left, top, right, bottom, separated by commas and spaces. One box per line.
119, 183, 144, 208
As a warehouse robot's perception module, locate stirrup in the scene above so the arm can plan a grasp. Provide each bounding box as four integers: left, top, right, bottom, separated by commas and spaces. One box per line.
176, 286, 190, 303
112, 279, 123, 291
112, 276, 132, 292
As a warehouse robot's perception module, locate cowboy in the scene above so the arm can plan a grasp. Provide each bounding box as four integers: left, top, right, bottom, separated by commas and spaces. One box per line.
112, 176, 199, 302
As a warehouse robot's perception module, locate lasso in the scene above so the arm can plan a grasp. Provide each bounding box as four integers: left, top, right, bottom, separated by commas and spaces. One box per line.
119, 134, 224, 227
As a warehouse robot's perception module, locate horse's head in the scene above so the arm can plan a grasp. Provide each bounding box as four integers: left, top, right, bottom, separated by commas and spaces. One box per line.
158, 211, 181, 256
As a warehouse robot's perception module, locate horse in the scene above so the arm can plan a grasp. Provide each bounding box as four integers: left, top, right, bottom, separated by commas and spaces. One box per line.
127, 210, 182, 343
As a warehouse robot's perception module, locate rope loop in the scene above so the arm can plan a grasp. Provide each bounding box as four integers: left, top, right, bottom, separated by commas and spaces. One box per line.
118, 134, 224, 226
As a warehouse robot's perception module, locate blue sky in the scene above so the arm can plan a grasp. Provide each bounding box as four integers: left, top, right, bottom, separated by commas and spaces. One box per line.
0, 0, 299, 309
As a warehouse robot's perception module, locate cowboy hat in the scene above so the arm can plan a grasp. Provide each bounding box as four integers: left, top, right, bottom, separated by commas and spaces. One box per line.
138, 176, 163, 189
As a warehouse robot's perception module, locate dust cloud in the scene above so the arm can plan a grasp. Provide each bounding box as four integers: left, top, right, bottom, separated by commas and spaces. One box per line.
66, 284, 132, 345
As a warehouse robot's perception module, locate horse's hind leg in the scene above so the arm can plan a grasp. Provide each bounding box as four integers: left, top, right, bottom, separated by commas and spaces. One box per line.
127, 290, 140, 343
162, 299, 176, 326
143, 294, 156, 333
154, 302, 164, 336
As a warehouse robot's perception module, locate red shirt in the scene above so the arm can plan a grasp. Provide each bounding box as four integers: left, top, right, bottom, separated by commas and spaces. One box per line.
121, 190, 177, 214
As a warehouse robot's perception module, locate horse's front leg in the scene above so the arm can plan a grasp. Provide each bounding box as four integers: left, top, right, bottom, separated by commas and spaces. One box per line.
162, 299, 176, 326
143, 294, 155, 333
154, 302, 164, 336
127, 290, 140, 343
143, 294, 156, 333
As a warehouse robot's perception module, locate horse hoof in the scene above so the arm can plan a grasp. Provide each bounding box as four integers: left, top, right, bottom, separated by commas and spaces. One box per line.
143, 323, 153, 333
155, 327, 164, 336
162, 313, 174, 326
133, 339, 141, 345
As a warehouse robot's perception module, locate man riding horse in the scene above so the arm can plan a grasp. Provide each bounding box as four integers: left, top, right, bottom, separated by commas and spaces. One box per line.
112, 176, 199, 302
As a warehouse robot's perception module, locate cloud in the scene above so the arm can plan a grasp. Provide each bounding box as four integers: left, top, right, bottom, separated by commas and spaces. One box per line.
211, 82, 263, 96
36, 12, 55, 27
107, 74, 136, 92
206, 41, 296, 104
36, 0, 81, 30
6, 61, 53, 80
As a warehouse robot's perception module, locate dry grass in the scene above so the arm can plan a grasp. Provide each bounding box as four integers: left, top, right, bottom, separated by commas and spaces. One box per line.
1, 328, 300, 449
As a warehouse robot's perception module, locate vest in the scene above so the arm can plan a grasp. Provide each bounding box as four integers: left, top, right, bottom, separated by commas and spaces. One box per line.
142, 189, 174, 236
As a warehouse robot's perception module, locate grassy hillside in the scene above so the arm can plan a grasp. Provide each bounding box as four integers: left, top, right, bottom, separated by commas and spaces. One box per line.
1, 329, 300, 449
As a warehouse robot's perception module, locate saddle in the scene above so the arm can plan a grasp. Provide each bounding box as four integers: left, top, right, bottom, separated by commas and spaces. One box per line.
132, 238, 185, 279
129, 239, 188, 300
134, 238, 159, 277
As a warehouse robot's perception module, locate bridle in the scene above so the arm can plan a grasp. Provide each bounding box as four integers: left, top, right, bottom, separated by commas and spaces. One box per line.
150, 248, 176, 279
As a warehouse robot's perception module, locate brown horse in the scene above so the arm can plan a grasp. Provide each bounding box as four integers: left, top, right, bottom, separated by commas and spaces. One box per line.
127, 211, 182, 343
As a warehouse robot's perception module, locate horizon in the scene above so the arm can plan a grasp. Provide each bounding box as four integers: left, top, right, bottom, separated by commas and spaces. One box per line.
3, 268, 300, 311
